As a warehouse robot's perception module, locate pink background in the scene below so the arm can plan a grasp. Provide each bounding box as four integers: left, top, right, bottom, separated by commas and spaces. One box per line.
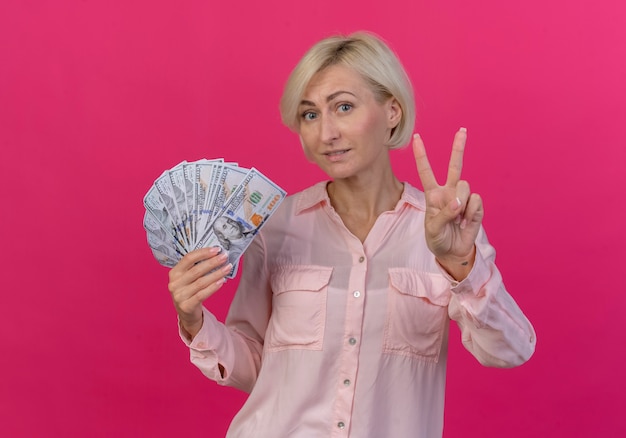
1, 1, 625, 436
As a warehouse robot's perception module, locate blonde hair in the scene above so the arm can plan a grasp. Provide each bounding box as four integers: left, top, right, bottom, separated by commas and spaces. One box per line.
279, 31, 416, 149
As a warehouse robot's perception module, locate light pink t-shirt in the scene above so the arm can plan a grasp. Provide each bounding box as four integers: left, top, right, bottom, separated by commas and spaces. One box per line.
182, 182, 536, 437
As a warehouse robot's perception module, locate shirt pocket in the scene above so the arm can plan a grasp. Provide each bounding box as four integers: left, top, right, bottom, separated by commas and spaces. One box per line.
383, 268, 452, 362
265, 265, 333, 352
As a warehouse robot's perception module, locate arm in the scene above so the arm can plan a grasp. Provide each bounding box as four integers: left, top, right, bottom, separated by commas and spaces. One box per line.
169, 237, 272, 392
413, 129, 535, 366
445, 227, 536, 367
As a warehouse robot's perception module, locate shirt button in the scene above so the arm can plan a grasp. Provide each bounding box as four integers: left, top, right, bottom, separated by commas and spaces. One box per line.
343, 379, 351, 386
353, 290, 361, 298
349, 337, 357, 345
358, 256, 365, 263
337, 422, 345, 429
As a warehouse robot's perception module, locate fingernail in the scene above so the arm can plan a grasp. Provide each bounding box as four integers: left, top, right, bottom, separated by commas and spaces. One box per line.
460, 127, 467, 133
460, 218, 468, 229
413, 133, 421, 140
222, 263, 233, 273
451, 198, 462, 213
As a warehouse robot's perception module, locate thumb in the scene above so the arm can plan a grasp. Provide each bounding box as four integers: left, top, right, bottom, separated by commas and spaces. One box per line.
426, 196, 463, 235
443, 196, 463, 222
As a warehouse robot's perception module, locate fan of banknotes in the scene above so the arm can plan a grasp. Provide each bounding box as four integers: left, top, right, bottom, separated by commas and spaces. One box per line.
143, 159, 286, 277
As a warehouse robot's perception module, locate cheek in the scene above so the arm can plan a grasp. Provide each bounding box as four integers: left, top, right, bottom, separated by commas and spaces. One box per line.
302, 147, 316, 163
336, 109, 383, 136
356, 113, 392, 143
299, 134, 316, 162
364, 111, 389, 133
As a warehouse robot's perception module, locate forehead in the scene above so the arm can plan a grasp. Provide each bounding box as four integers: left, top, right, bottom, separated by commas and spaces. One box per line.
302, 65, 371, 100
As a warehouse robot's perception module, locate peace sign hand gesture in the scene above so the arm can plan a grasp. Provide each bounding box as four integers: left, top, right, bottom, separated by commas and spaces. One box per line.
413, 128, 484, 281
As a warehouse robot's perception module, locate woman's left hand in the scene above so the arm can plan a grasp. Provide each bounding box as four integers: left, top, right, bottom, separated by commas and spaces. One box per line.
412, 128, 484, 280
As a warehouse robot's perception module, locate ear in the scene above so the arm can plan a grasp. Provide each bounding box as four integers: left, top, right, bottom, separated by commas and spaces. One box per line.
385, 97, 402, 129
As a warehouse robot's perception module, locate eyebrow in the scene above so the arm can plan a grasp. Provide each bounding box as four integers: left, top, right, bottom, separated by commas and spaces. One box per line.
299, 90, 356, 107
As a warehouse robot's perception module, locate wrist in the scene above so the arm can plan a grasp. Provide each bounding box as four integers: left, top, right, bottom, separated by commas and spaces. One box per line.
179, 312, 204, 341
436, 246, 476, 282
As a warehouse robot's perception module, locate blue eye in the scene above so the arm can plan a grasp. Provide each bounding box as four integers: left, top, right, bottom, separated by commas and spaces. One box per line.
302, 111, 317, 121
338, 103, 352, 112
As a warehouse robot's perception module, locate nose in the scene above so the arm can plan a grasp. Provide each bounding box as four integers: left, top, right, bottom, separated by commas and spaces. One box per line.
320, 114, 340, 144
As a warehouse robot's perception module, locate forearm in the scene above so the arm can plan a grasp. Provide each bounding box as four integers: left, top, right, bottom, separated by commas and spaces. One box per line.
447, 233, 536, 367
180, 307, 263, 392
182, 236, 271, 391
451, 281, 536, 367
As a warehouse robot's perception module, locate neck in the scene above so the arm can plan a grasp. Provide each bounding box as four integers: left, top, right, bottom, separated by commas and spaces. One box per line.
327, 171, 404, 220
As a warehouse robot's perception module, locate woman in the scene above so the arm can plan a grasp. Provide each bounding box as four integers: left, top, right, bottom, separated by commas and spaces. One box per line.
168, 32, 536, 437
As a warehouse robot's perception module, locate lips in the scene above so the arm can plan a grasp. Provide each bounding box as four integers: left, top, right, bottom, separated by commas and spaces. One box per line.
323, 149, 351, 163
324, 149, 350, 156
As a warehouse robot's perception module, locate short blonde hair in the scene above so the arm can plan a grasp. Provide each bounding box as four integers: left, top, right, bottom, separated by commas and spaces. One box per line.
279, 31, 416, 149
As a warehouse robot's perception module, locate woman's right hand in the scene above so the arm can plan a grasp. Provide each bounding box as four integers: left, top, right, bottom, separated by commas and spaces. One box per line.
168, 246, 232, 339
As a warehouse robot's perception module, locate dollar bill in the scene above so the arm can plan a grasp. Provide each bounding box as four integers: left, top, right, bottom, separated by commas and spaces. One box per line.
143, 210, 186, 268
182, 163, 198, 245
194, 168, 286, 277
154, 166, 190, 247
147, 232, 179, 268
193, 160, 223, 247
143, 185, 187, 251
144, 159, 285, 272
169, 165, 192, 245
209, 163, 250, 221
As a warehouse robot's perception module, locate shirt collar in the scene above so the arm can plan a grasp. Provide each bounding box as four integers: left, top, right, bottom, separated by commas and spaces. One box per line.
294, 181, 426, 215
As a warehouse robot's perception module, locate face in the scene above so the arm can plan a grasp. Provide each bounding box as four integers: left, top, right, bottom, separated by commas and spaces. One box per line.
213, 217, 242, 240
297, 64, 401, 181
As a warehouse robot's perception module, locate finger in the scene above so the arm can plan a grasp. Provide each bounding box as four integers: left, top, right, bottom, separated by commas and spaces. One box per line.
186, 252, 229, 283
173, 246, 222, 275
431, 180, 471, 229
412, 133, 439, 191
426, 196, 465, 235
172, 259, 231, 307
460, 193, 484, 230
453, 180, 471, 224
169, 250, 228, 295
185, 263, 232, 305
445, 128, 467, 187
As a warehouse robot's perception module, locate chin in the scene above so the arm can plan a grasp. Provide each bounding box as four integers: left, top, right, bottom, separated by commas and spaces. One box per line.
324, 168, 359, 181
315, 156, 366, 181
